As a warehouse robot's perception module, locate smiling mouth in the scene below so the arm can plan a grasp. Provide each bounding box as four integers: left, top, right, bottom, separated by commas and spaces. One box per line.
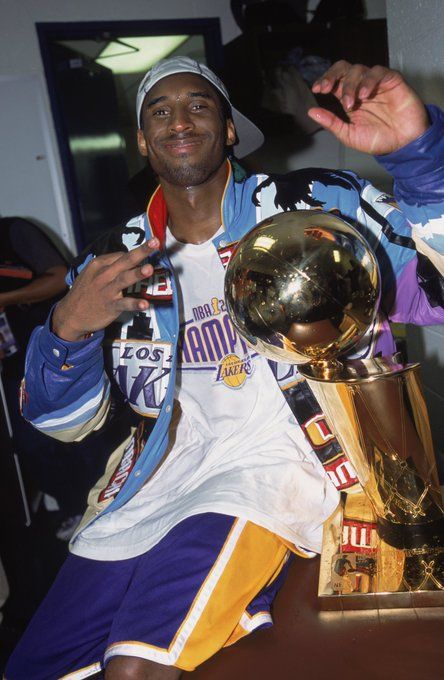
163, 137, 204, 155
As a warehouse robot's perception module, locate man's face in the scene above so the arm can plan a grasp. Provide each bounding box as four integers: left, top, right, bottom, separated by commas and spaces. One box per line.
137, 72, 236, 187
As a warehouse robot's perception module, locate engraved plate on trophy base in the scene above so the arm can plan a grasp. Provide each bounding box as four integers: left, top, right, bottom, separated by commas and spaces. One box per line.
318, 492, 444, 610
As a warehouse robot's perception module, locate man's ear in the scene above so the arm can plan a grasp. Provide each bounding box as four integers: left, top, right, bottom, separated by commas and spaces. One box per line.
226, 119, 237, 147
137, 129, 148, 157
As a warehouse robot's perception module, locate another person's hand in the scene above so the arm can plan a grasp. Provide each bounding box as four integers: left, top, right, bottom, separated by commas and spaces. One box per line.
308, 61, 429, 155
52, 239, 159, 342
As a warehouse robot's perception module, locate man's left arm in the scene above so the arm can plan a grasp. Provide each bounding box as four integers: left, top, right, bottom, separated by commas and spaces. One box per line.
308, 61, 444, 323
375, 104, 444, 276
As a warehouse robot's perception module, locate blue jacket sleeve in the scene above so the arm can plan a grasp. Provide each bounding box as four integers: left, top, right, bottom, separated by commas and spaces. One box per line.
334, 105, 444, 328
22, 309, 110, 442
373, 105, 444, 317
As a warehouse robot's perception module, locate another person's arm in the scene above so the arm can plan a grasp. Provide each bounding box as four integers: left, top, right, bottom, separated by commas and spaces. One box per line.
0, 218, 68, 307
0, 265, 67, 308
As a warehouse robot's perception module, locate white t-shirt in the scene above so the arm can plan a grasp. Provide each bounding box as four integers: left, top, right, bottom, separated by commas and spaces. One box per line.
72, 228, 339, 560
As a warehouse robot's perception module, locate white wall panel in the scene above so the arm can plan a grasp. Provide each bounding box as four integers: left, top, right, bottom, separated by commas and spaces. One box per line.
0, 74, 74, 253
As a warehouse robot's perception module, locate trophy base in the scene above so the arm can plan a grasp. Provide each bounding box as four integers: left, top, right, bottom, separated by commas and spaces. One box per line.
319, 493, 444, 610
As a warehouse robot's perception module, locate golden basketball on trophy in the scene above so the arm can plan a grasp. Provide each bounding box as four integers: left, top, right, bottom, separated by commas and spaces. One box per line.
225, 210, 444, 607
225, 209, 380, 364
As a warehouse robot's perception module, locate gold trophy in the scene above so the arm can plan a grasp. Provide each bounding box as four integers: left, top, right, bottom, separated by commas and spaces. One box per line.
225, 210, 444, 608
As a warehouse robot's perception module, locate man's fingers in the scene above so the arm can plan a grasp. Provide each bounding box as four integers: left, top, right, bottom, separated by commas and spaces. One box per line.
312, 62, 396, 112
312, 60, 352, 94
356, 65, 391, 99
109, 238, 160, 276
115, 262, 154, 292
307, 107, 347, 141
312, 61, 363, 111
319, 62, 371, 111
115, 295, 150, 314
340, 64, 369, 110
82, 238, 159, 276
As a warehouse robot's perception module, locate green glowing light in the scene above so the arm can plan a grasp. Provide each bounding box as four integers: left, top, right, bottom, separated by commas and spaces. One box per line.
69, 133, 125, 153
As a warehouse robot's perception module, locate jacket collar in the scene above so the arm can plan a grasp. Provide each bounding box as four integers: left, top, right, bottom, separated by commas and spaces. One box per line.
144, 160, 232, 248
144, 159, 262, 248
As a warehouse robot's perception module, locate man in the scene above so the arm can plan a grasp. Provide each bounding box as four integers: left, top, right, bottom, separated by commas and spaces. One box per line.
6, 57, 444, 679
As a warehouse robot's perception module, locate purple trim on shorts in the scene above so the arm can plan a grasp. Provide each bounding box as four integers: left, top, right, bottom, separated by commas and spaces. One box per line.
245, 553, 294, 620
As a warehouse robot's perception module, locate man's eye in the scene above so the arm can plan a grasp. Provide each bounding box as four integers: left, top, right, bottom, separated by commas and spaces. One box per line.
153, 109, 168, 116
191, 103, 207, 111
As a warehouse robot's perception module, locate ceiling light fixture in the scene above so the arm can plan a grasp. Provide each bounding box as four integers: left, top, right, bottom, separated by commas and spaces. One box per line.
95, 35, 190, 74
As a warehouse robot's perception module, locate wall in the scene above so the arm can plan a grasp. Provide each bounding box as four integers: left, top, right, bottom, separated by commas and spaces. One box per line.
386, 0, 444, 108
387, 0, 444, 466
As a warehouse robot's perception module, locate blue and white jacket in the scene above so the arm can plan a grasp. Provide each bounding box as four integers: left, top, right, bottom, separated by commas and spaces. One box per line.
22, 105, 444, 541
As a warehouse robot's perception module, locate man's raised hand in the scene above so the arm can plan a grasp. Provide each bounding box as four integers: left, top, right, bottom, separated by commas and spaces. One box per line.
308, 61, 429, 155
52, 238, 159, 342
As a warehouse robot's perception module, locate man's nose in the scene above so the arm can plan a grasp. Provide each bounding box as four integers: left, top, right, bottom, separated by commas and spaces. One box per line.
169, 107, 193, 133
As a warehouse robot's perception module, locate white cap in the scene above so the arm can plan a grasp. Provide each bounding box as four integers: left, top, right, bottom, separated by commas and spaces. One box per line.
136, 56, 264, 158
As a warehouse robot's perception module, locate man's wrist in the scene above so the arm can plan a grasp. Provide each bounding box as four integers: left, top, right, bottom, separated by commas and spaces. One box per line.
52, 304, 88, 342
375, 104, 444, 204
